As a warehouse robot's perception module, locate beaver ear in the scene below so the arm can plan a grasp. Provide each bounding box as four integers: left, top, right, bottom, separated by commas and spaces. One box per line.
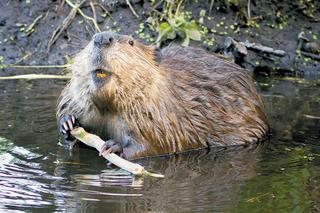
153, 47, 162, 65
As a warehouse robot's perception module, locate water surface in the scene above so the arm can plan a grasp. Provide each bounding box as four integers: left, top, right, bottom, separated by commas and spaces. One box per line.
0, 77, 319, 212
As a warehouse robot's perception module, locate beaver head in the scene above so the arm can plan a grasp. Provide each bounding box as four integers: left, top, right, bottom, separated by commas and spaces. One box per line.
71, 32, 163, 113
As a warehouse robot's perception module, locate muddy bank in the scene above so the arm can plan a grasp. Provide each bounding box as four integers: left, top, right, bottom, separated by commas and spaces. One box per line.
0, 0, 319, 76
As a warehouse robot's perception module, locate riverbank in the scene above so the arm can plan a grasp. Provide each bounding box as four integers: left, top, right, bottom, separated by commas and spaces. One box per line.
0, 0, 319, 77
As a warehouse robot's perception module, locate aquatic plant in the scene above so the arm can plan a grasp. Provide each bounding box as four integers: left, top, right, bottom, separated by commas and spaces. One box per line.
151, 0, 202, 46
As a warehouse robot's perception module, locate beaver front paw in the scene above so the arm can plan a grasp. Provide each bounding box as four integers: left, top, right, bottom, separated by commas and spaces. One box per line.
59, 115, 80, 141
99, 140, 125, 158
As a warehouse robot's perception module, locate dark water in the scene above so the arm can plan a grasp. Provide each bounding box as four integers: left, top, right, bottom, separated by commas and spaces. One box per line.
0, 77, 319, 212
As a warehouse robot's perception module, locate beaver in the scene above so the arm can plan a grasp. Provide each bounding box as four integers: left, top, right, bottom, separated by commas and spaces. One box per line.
57, 32, 269, 160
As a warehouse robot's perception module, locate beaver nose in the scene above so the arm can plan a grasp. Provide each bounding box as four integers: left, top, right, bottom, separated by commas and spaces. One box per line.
93, 32, 114, 48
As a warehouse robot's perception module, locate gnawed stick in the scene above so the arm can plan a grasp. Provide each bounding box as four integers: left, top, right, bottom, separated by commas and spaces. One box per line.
71, 127, 164, 178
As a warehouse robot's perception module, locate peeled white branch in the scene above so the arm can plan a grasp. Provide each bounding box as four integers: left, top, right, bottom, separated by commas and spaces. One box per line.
0, 74, 71, 80
71, 127, 164, 178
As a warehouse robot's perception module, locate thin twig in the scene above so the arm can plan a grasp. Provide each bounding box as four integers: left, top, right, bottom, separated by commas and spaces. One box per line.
90, 1, 97, 24
47, 6, 77, 51
304, 114, 320, 120
85, 25, 94, 37
56, 0, 66, 13
25, 14, 44, 36
147, 0, 163, 14
209, 0, 215, 13
0, 74, 71, 80
94, 3, 115, 21
175, 0, 185, 16
126, 0, 139, 18
149, 7, 162, 16
2, 64, 71, 69
48, 0, 101, 51
13, 54, 31, 65
247, 0, 251, 20
240, 40, 286, 57
66, 0, 101, 32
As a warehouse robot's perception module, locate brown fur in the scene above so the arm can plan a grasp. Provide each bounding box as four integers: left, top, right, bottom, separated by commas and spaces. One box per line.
57, 33, 269, 159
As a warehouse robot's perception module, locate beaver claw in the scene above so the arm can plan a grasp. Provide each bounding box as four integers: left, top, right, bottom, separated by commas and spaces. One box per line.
59, 115, 80, 141
99, 140, 124, 157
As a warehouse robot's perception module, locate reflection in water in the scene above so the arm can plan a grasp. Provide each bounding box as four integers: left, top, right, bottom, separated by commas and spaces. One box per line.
72, 171, 144, 188
45, 144, 264, 212
0, 163, 57, 209
132, 145, 263, 212
0, 78, 319, 212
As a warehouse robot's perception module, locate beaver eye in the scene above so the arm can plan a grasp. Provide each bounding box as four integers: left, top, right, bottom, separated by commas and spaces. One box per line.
128, 39, 134, 46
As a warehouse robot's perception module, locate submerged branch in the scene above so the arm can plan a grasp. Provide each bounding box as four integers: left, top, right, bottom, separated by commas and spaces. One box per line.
71, 127, 164, 178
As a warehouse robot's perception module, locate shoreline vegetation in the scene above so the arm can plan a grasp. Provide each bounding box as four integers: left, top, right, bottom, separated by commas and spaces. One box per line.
0, 0, 319, 78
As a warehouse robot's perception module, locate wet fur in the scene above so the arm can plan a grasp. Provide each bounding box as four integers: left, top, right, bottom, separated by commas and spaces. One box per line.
57, 35, 269, 159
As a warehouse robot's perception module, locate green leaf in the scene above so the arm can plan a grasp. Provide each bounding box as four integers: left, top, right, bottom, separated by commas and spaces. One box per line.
156, 22, 176, 44
184, 21, 201, 41
159, 23, 171, 37
159, 22, 170, 31
185, 28, 201, 41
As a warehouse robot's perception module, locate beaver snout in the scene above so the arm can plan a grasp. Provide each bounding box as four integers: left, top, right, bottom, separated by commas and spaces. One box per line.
93, 32, 114, 48
91, 32, 116, 68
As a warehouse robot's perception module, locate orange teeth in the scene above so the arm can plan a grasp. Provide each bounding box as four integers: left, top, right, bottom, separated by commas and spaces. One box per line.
96, 73, 108, 78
